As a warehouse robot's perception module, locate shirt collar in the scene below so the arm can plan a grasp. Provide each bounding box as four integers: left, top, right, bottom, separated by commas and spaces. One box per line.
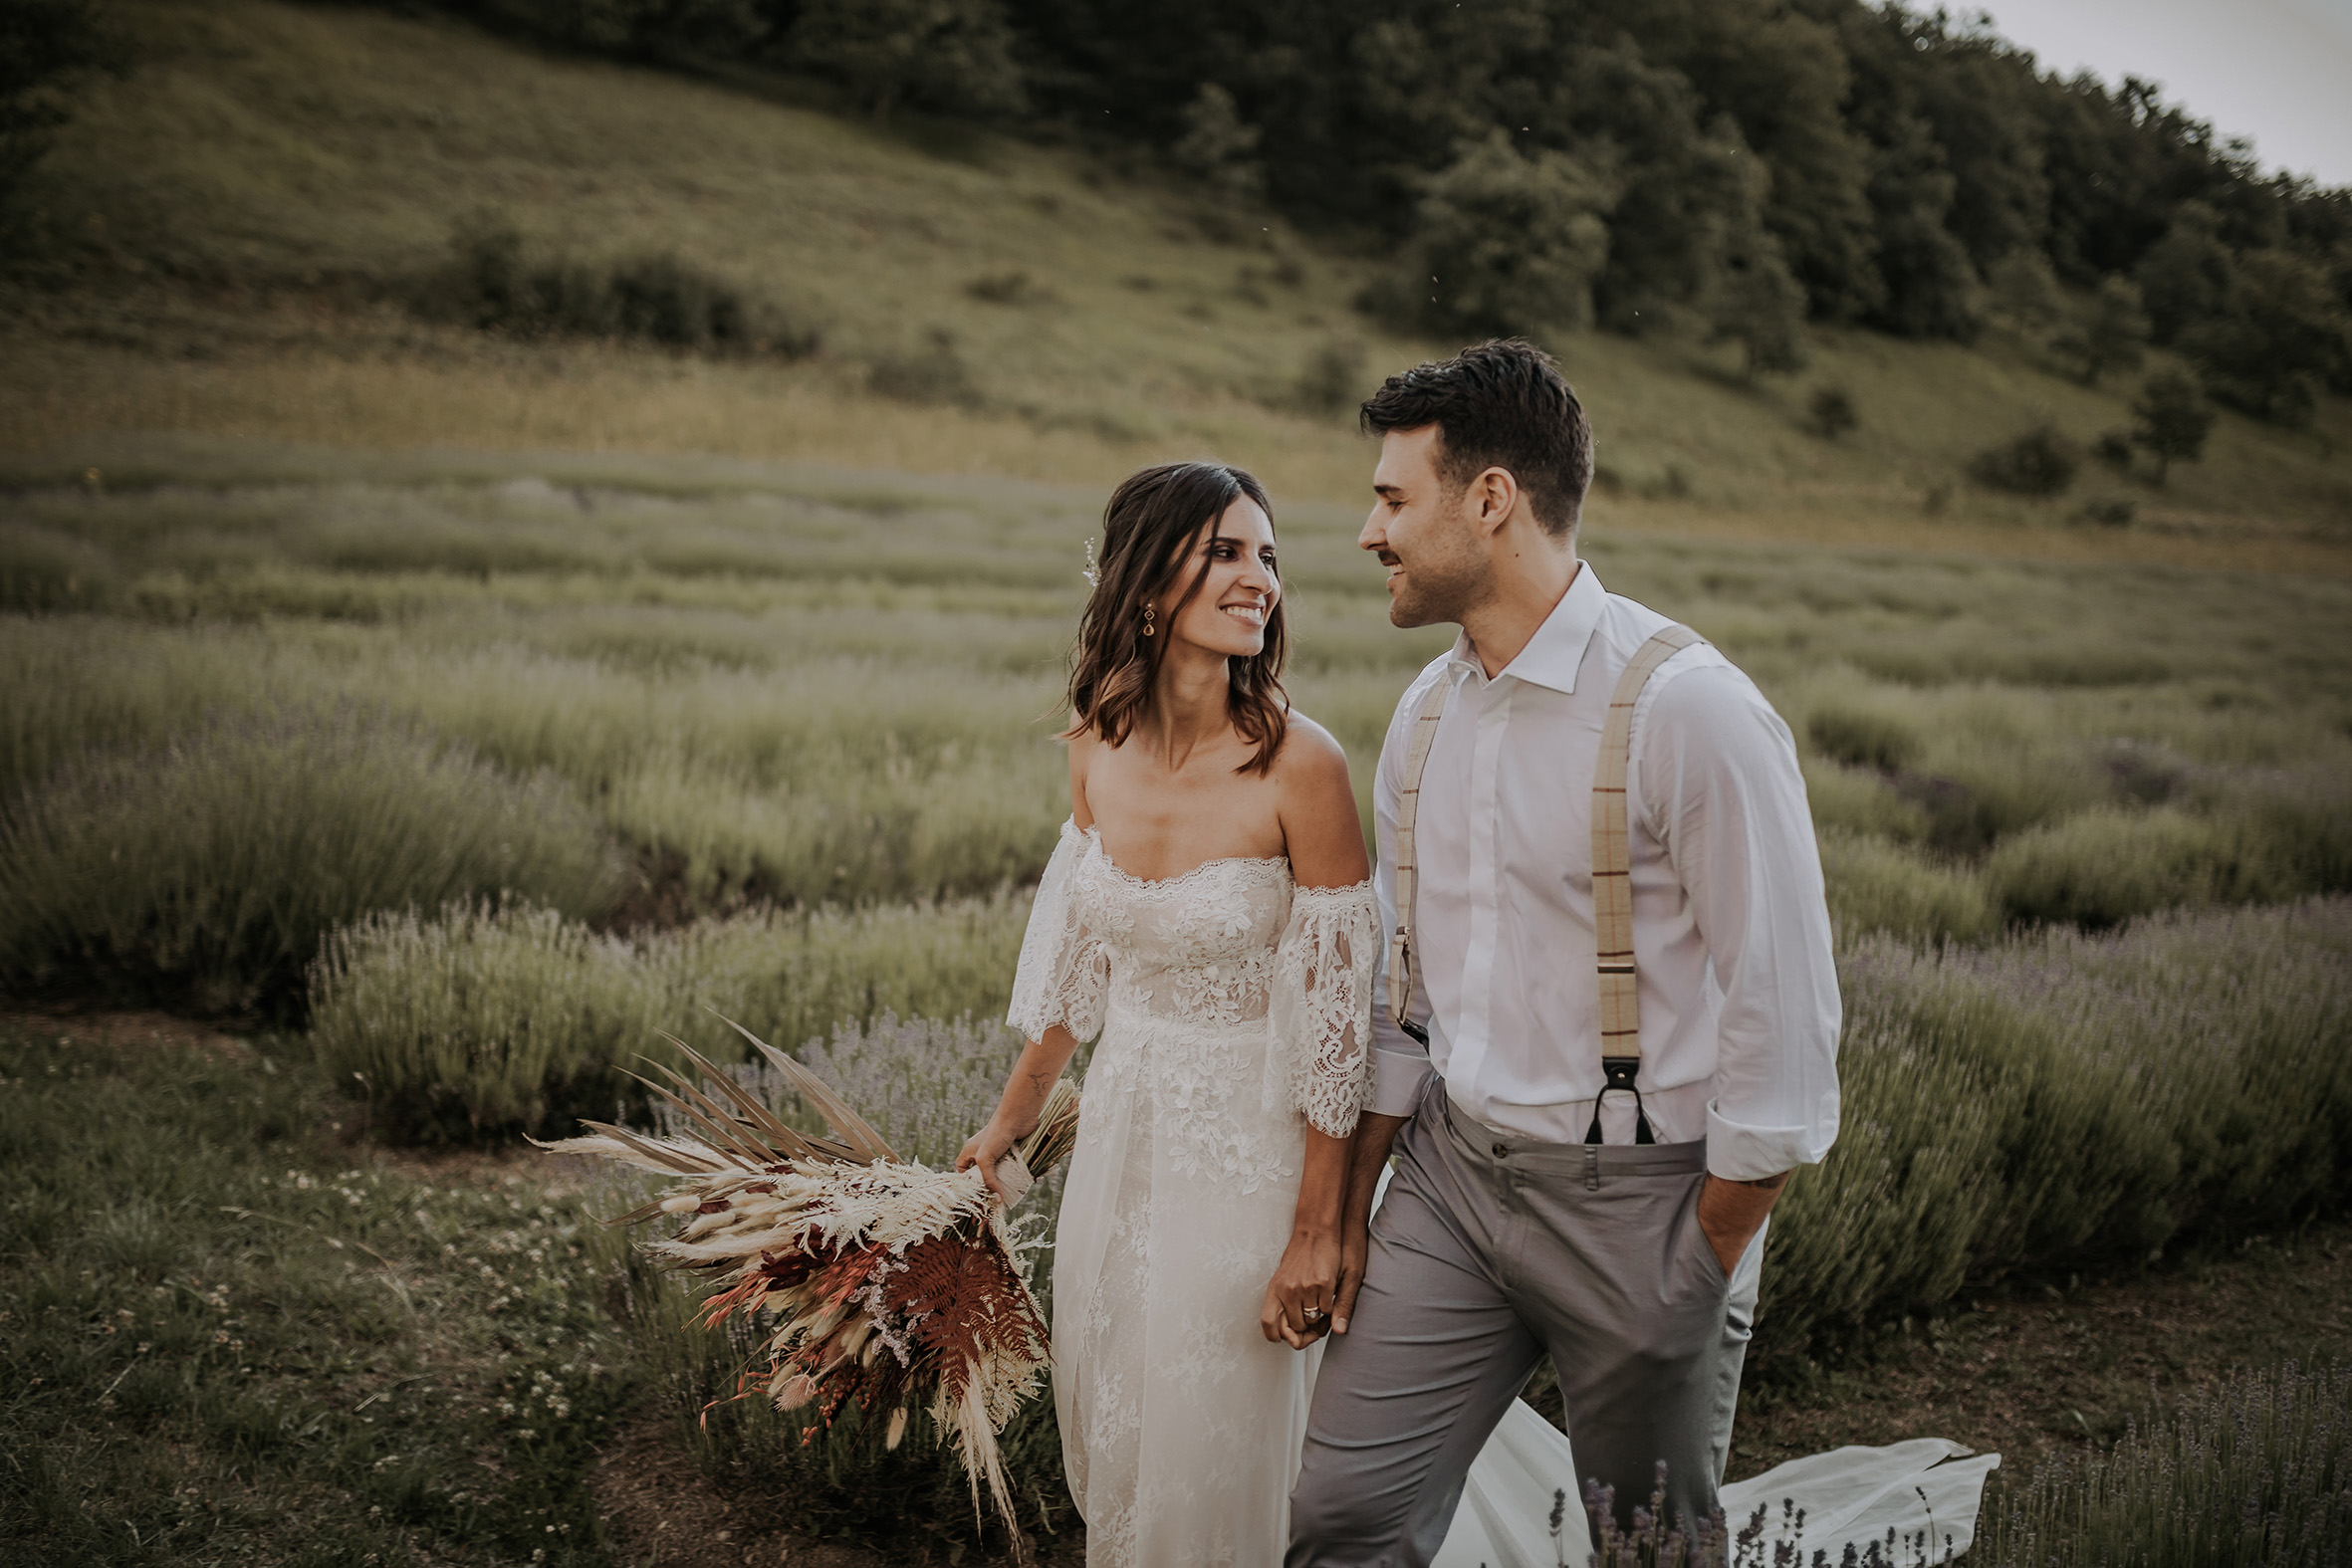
1448, 560, 1605, 695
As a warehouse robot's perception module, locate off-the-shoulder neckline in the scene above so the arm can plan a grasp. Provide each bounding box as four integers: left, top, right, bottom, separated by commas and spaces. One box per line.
1061, 821, 1372, 898
1069, 820, 1288, 890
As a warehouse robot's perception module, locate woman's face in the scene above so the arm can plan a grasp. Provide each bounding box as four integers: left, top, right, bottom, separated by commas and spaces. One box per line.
1157, 496, 1280, 658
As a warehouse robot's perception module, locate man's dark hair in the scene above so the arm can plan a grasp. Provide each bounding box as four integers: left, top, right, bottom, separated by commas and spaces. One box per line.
1359, 338, 1594, 538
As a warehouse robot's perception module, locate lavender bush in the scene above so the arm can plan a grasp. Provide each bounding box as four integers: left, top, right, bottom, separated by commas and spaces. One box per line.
1761, 898, 2352, 1353
1977, 1361, 2352, 1566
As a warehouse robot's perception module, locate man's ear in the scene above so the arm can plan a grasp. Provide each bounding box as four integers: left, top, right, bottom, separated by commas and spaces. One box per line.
1469, 467, 1520, 539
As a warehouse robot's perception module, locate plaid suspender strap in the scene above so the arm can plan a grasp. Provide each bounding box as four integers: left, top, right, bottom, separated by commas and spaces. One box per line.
1384, 671, 1456, 1045
1586, 622, 1704, 1144
1383, 623, 1707, 1141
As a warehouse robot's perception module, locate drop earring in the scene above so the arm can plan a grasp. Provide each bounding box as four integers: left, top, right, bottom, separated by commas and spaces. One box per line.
1142, 605, 1156, 637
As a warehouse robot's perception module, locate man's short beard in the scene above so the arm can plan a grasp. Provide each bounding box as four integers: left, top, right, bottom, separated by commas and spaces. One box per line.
1388, 521, 1492, 629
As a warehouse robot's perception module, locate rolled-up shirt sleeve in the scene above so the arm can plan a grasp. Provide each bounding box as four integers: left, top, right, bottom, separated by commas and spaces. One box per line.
1368, 679, 1436, 1119
1638, 663, 1842, 1181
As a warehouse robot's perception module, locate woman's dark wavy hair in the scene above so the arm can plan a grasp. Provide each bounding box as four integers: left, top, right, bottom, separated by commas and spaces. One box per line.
1062, 461, 1291, 775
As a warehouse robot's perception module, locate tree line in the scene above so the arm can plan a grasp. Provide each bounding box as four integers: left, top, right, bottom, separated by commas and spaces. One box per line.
9, 0, 2348, 425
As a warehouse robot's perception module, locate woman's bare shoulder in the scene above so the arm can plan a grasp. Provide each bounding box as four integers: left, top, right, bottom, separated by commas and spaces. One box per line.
1274, 712, 1352, 789
1275, 713, 1368, 886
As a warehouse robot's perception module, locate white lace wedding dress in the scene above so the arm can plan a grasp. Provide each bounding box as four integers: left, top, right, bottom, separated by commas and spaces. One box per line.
1008, 818, 2000, 1567
1009, 819, 1379, 1568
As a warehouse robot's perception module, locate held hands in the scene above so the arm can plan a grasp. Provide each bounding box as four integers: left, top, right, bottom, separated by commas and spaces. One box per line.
1260, 1226, 1345, 1350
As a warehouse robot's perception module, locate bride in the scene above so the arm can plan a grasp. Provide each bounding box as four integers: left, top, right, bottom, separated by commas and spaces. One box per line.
958, 460, 1379, 1567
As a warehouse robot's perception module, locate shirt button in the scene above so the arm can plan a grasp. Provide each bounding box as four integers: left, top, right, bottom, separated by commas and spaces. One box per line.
1492, 1143, 1510, 1159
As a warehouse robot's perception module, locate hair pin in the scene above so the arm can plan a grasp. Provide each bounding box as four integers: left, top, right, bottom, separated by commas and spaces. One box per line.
1080, 536, 1099, 588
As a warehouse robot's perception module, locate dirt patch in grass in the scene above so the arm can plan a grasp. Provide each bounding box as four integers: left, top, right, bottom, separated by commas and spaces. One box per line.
1732, 1217, 2352, 1482
1, 1004, 257, 1060
591, 1412, 899, 1568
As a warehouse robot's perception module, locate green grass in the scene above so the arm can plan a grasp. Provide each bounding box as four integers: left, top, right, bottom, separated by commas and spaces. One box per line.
0, 1021, 644, 1567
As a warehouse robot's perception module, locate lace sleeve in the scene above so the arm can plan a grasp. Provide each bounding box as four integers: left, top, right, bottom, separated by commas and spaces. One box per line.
1006, 820, 1109, 1044
1270, 880, 1380, 1139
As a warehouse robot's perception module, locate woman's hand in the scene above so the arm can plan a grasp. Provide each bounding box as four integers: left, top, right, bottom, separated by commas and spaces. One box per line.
1260, 1226, 1341, 1349
956, 1116, 1031, 1202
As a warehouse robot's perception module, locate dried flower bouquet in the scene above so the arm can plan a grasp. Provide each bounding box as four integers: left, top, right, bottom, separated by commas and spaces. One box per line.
537, 1016, 1078, 1531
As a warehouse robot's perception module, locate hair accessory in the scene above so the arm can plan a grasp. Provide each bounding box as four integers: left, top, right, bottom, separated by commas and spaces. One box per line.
1080, 536, 1099, 588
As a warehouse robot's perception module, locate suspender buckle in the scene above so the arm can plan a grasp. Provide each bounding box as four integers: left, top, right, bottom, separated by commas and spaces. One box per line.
1584, 1055, 1656, 1146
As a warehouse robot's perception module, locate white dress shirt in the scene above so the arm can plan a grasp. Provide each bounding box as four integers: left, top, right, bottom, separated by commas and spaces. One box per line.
1368, 562, 1841, 1181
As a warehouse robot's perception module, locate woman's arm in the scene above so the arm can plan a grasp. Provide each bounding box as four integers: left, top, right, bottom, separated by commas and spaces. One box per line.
1261, 717, 1373, 1347
957, 1023, 1082, 1200
961, 737, 1100, 1200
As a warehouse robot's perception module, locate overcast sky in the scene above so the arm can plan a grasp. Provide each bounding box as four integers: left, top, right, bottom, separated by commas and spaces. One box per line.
1981, 0, 2352, 187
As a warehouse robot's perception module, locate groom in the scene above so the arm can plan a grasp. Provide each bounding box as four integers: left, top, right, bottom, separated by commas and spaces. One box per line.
1289, 339, 1842, 1562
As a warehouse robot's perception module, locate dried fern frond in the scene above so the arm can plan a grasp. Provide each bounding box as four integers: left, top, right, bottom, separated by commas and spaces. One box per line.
535, 1022, 1080, 1540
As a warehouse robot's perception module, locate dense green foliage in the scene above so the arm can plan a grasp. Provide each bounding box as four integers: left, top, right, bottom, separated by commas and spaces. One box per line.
1977, 1362, 2352, 1565
0, 1022, 643, 1567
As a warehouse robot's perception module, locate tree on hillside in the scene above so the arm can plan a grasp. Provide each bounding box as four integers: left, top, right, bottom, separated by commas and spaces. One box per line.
1171, 84, 1263, 198
2183, 248, 2352, 426
2129, 371, 2215, 484
787, 0, 1026, 126
1856, 115, 1982, 339
2134, 202, 2236, 342
1, 0, 114, 225
1714, 234, 1810, 374
1611, 0, 1883, 323
1985, 248, 2066, 336
1401, 129, 1615, 336
2054, 276, 2151, 385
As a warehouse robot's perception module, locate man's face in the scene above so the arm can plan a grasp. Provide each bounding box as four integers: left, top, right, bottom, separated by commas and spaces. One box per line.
1358, 426, 1491, 629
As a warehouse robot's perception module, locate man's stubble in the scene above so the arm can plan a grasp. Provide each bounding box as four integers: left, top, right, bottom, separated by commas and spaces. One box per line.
1386, 514, 1493, 633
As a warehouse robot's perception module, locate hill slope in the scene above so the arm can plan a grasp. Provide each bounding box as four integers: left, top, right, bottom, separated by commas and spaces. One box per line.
3, 0, 2348, 569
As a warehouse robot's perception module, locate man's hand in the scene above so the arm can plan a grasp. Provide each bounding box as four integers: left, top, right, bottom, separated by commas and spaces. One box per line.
1695, 1170, 1789, 1278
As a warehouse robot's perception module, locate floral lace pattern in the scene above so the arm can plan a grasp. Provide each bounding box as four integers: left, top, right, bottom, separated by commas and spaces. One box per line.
1006, 819, 1378, 1566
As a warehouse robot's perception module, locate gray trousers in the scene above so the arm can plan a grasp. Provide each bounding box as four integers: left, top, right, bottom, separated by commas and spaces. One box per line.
1288, 1081, 1761, 1567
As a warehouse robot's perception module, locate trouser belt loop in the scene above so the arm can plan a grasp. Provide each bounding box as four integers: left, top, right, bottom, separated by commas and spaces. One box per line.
1582, 1055, 1656, 1146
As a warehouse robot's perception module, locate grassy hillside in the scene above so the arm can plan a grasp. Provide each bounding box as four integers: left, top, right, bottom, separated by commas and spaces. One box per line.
3, 0, 2348, 571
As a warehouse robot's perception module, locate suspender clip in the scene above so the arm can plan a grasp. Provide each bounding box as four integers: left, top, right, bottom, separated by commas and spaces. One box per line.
1584, 1055, 1656, 1146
